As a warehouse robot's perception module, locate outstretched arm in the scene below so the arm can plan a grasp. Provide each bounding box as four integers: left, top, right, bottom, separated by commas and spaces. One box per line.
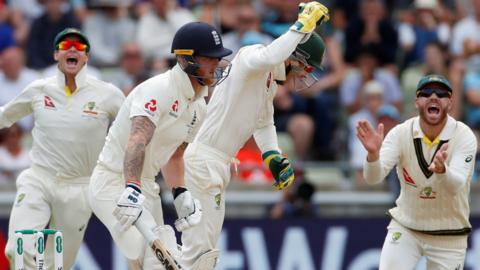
114, 116, 155, 232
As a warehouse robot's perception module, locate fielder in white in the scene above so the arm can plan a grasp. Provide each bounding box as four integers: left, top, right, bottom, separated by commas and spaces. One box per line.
2, 28, 125, 269
180, 2, 330, 268
87, 22, 232, 269
356, 74, 477, 270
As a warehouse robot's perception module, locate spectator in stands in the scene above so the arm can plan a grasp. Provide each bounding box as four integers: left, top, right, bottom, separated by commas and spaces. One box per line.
136, 0, 195, 61
463, 63, 480, 125
234, 136, 273, 183
344, 0, 398, 70
261, 0, 302, 38
194, 0, 245, 35
104, 42, 149, 96
0, 3, 15, 53
270, 165, 315, 218
0, 124, 30, 186
273, 84, 315, 161
340, 48, 402, 115
26, 0, 81, 69
1, 1, 28, 48
83, 0, 136, 67
398, 0, 451, 67
348, 80, 384, 186
401, 42, 449, 118
449, 0, 480, 119
222, 3, 273, 58
376, 104, 402, 196
0, 47, 40, 131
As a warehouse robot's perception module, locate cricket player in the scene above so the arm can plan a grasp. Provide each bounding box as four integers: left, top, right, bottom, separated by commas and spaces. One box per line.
180, 2, 330, 268
87, 22, 232, 269
356, 75, 476, 270
2, 28, 125, 269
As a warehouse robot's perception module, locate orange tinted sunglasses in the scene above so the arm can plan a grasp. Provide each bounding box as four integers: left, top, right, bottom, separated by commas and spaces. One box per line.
57, 40, 88, 51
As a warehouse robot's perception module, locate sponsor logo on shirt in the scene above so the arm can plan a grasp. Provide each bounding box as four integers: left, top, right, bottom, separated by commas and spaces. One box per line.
82, 101, 98, 116
169, 100, 179, 118
144, 99, 157, 116
44, 96, 56, 109
215, 193, 221, 209
402, 168, 417, 188
465, 155, 473, 163
419, 186, 436, 199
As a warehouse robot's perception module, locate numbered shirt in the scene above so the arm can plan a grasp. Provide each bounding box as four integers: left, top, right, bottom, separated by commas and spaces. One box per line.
98, 64, 207, 180
0, 66, 125, 178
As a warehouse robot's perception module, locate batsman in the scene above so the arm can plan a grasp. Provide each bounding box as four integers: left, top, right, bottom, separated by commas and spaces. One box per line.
181, 2, 330, 269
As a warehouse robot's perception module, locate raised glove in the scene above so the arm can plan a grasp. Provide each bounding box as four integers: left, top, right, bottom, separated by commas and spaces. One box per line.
113, 185, 145, 231
172, 187, 202, 232
262, 150, 295, 190
291, 1, 330, 33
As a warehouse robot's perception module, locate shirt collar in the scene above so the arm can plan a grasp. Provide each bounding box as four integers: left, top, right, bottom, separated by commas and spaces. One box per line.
172, 64, 208, 101
412, 115, 457, 142
272, 62, 286, 81
56, 64, 88, 93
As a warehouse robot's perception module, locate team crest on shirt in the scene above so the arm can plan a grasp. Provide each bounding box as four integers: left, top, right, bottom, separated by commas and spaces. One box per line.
15, 193, 26, 206
44, 96, 56, 110
465, 155, 473, 163
419, 186, 437, 199
214, 193, 221, 209
82, 101, 98, 116
390, 232, 402, 243
402, 168, 417, 188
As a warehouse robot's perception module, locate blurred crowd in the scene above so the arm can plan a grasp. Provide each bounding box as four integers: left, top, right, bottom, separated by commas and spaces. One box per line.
1, 0, 480, 192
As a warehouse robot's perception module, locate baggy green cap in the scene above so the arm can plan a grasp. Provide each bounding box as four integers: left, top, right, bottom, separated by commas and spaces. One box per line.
53, 28, 90, 52
416, 74, 452, 92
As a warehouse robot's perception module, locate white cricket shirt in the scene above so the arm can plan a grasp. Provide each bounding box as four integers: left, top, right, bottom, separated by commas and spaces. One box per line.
0, 65, 125, 178
195, 30, 304, 157
364, 116, 476, 233
98, 64, 207, 180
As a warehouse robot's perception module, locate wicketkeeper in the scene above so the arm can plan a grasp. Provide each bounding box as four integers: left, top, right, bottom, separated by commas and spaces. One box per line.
180, 2, 330, 269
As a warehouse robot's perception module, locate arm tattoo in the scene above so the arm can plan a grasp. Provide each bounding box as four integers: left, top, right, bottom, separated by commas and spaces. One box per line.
124, 116, 155, 182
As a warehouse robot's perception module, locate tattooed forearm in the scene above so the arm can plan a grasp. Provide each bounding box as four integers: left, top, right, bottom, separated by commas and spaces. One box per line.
123, 116, 155, 182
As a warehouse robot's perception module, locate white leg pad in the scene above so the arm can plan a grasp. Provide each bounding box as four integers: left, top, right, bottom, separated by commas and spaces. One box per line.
142, 225, 182, 269
192, 249, 219, 270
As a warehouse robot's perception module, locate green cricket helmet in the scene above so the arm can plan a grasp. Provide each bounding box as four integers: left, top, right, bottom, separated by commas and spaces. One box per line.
294, 32, 326, 70
288, 32, 326, 90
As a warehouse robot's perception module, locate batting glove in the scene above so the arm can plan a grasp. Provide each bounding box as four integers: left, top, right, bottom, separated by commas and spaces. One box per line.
291, 1, 330, 33
172, 187, 202, 232
113, 184, 145, 231
262, 150, 295, 190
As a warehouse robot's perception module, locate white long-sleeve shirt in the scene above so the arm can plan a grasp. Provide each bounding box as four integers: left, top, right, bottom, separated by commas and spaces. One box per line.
195, 30, 305, 157
0, 65, 125, 178
98, 64, 207, 181
364, 116, 477, 234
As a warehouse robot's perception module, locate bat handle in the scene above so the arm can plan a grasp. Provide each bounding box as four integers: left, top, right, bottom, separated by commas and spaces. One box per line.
135, 211, 157, 244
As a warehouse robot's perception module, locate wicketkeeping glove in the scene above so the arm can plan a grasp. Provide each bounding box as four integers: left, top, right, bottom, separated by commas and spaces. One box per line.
172, 187, 202, 232
291, 1, 330, 33
113, 185, 145, 231
262, 150, 295, 190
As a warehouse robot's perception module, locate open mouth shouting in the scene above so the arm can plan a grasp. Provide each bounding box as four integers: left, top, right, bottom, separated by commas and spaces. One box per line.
66, 56, 79, 69
425, 102, 442, 122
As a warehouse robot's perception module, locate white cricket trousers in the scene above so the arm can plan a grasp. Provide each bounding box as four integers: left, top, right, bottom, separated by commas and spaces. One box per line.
88, 164, 164, 264
379, 219, 467, 270
5, 165, 92, 270
181, 142, 232, 268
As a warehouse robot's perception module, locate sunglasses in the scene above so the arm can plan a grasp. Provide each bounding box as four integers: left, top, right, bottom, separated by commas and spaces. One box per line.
57, 40, 88, 52
416, 88, 451, 98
